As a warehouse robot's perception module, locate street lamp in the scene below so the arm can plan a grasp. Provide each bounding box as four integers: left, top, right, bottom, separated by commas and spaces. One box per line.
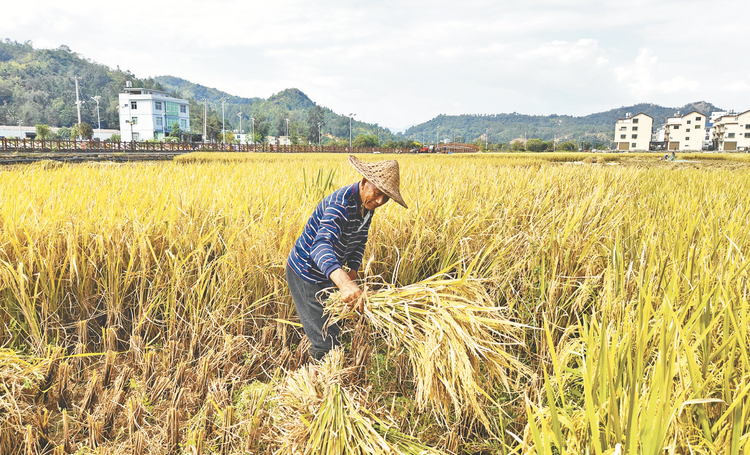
91, 96, 101, 140
237, 112, 243, 143
349, 113, 356, 150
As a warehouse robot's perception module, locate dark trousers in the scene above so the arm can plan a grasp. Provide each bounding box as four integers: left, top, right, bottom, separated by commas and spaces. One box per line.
286, 263, 341, 360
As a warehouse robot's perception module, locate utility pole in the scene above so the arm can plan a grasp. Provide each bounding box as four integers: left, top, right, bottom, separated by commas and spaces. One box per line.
285, 118, 289, 139
220, 97, 228, 144
485, 128, 490, 151
74, 76, 83, 125
349, 113, 356, 150
250, 117, 255, 147
202, 99, 207, 142
524, 132, 527, 151
318, 122, 322, 147
436, 124, 440, 147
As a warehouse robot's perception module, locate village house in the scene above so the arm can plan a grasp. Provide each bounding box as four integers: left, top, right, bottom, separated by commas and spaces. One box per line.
712, 110, 750, 151
664, 111, 706, 151
614, 113, 653, 151
118, 82, 190, 141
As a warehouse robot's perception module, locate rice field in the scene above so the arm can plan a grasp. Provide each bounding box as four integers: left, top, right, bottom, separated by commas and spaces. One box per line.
1, 152, 749, 454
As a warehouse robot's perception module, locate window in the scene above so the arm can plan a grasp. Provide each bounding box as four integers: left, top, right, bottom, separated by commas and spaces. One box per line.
633, 118, 639, 124
631, 134, 638, 139
686, 129, 691, 132
132, 132, 140, 141
695, 125, 701, 129
180, 118, 187, 129
746, 125, 750, 129
632, 126, 638, 131
180, 105, 187, 114
620, 126, 627, 131
696, 117, 701, 121
673, 125, 680, 130
728, 133, 735, 138
131, 117, 138, 125
620, 134, 626, 139
631, 143, 637, 147
130, 101, 137, 110
685, 137, 690, 141
155, 101, 162, 110
687, 120, 691, 124
155, 117, 163, 126
745, 133, 750, 138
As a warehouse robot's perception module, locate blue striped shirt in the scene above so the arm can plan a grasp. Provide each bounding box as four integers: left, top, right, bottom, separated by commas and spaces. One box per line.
287, 182, 373, 283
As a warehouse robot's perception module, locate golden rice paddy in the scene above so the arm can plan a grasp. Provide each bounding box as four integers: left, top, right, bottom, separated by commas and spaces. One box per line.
1, 152, 749, 454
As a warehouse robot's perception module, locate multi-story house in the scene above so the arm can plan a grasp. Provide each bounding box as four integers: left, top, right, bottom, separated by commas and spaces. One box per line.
713, 110, 750, 151
118, 82, 191, 141
664, 111, 706, 151
614, 113, 653, 151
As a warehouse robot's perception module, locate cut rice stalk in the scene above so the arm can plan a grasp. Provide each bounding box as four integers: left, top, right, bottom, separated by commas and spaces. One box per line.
327, 271, 531, 431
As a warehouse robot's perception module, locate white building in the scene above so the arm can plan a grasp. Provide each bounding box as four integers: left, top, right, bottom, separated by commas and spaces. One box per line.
118, 84, 190, 141
713, 110, 750, 151
664, 111, 706, 151
615, 113, 653, 151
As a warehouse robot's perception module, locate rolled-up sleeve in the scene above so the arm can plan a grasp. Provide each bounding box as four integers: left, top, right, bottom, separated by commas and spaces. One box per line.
310, 204, 347, 278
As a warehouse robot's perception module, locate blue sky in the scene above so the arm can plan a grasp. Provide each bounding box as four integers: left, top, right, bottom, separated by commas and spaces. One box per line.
4, 0, 750, 131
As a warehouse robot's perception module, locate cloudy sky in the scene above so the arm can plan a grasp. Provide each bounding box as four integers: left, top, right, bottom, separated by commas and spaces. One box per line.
4, 0, 750, 130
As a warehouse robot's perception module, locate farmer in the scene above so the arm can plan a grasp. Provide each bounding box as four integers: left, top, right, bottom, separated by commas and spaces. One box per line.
286, 155, 408, 361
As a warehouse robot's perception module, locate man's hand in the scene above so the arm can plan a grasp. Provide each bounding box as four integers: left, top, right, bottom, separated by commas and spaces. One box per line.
330, 268, 365, 313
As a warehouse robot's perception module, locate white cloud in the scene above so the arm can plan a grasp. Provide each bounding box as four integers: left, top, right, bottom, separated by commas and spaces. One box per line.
659, 76, 700, 93
4, 0, 750, 126
722, 81, 750, 92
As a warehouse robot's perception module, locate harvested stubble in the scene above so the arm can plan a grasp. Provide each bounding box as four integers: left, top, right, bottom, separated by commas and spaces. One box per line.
327, 267, 530, 431
1, 153, 750, 453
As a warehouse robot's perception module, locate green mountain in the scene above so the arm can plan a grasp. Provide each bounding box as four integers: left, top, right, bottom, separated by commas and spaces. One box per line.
405, 101, 725, 146
0, 40, 164, 130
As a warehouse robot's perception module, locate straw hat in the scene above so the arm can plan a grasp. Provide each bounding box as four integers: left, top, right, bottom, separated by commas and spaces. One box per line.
348, 155, 408, 208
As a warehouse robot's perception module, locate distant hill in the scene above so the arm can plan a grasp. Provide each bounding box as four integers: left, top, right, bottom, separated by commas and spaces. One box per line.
405, 101, 726, 145
0, 40, 728, 146
154, 75, 259, 105
0, 41, 398, 143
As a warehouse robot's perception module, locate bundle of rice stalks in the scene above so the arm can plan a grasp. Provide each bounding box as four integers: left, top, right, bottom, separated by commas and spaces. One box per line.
273, 350, 445, 455
327, 269, 531, 430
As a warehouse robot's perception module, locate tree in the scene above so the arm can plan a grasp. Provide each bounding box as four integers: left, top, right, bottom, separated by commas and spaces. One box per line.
510, 141, 525, 151
352, 133, 378, 148
581, 141, 593, 150
220, 131, 235, 143
72, 122, 93, 140
526, 138, 545, 152
306, 105, 325, 143
56, 127, 70, 140
35, 124, 51, 140
109, 133, 121, 142
557, 141, 576, 151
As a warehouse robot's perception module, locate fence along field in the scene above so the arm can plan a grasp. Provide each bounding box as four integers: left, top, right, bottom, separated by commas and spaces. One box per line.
0, 153, 749, 454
